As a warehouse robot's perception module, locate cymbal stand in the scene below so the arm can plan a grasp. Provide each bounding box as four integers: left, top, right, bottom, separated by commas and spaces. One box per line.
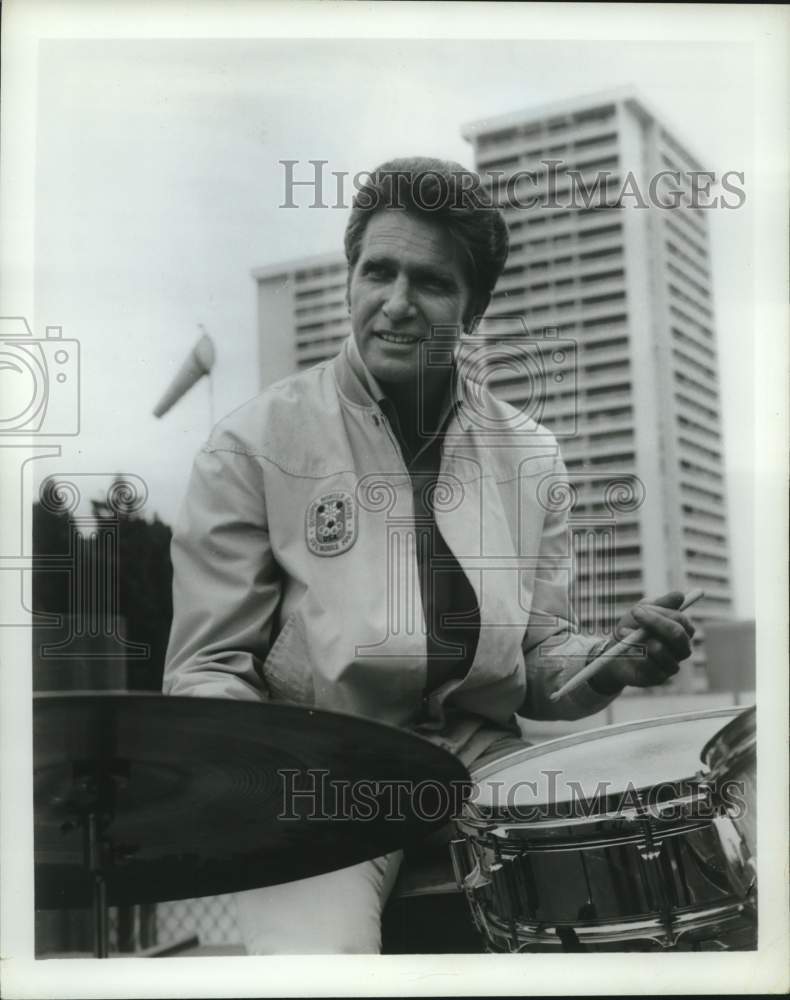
61, 762, 127, 959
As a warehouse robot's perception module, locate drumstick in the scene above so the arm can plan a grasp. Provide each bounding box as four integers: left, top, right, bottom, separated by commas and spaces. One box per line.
548, 589, 705, 703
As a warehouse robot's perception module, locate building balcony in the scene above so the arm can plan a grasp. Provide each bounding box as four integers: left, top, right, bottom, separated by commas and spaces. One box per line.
677, 434, 723, 465
680, 496, 728, 520
669, 323, 717, 361
663, 217, 709, 267
494, 277, 627, 316
682, 510, 727, 532
666, 203, 709, 245
556, 416, 635, 439
665, 237, 712, 279
672, 350, 718, 388
501, 230, 625, 272
685, 551, 730, 572
476, 119, 620, 167
575, 549, 644, 571
495, 252, 625, 294
675, 393, 721, 428
295, 296, 347, 319
294, 272, 348, 295
676, 416, 722, 446
561, 440, 636, 466
478, 138, 620, 178
683, 530, 728, 550
581, 388, 634, 413
668, 286, 715, 326
678, 454, 726, 483
297, 336, 348, 363
665, 261, 713, 304
295, 305, 348, 332
296, 318, 351, 348
489, 297, 629, 331
684, 576, 732, 598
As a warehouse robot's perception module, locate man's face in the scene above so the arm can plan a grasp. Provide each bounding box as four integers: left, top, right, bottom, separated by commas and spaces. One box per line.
348, 210, 472, 385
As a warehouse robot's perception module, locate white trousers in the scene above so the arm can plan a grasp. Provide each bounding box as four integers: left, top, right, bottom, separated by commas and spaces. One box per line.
234, 850, 404, 955
234, 730, 526, 954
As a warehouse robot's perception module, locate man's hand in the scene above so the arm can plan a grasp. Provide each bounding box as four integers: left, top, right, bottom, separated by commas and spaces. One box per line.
589, 591, 696, 695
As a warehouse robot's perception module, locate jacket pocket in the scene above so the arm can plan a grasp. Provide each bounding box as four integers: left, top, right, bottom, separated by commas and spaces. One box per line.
261, 612, 312, 703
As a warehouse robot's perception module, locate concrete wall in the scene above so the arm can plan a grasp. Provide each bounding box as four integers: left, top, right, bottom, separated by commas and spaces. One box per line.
255, 273, 296, 389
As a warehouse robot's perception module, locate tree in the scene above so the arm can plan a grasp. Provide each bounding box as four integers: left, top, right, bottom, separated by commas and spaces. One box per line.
90, 477, 173, 691
33, 477, 174, 692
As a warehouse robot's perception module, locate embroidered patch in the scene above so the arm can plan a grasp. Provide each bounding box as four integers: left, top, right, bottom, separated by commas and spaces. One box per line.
305, 491, 357, 556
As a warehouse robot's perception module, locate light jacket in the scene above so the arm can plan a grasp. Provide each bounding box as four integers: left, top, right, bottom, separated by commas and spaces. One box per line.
163, 336, 615, 760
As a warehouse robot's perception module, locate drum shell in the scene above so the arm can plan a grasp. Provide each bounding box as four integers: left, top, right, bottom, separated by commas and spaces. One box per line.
701, 706, 756, 894
702, 707, 756, 858
454, 808, 748, 951
453, 709, 755, 952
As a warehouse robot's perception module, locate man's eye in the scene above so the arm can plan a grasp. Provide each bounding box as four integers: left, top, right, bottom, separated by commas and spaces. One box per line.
421, 276, 452, 292
363, 263, 390, 279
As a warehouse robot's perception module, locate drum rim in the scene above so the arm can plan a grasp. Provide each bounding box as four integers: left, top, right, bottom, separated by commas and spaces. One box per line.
471, 706, 742, 783
700, 705, 756, 776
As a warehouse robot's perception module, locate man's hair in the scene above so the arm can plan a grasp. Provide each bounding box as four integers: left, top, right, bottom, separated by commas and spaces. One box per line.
344, 156, 509, 322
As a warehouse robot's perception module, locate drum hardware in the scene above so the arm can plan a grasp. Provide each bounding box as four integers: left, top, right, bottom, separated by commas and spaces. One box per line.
35, 692, 470, 958
448, 837, 469, 888
710, 814, 756, 899
634, 816, 676, 945
576, 852, 598, 922
51, 760, 132, 958
448, 838, 487, 922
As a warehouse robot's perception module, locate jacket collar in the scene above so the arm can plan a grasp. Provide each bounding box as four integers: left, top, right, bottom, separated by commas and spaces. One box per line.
334, 334, 465, 426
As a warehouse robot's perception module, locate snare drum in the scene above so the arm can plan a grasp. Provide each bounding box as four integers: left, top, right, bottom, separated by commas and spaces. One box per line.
701, 706, 756, 900
451, 709, 755, 952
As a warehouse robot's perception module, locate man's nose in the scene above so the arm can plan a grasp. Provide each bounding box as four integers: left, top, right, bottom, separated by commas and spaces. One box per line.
382, 275, 415, 322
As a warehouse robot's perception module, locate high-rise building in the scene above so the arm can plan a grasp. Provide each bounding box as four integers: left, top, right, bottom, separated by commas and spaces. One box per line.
462, 89, 733, 688
253, 252, 349, 387
252, 89, 734, 690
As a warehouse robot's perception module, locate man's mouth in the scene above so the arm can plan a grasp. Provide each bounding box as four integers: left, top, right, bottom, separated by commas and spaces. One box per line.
376, 331, 420, 345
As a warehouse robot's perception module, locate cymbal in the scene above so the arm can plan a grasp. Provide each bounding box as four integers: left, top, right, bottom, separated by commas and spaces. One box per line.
34, 692, 470, 909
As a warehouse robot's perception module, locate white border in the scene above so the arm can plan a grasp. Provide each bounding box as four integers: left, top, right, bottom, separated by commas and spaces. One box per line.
1, 2, 787, 997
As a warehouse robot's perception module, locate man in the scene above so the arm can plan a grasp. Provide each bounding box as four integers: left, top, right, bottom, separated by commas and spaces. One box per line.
163, 157, 695, 953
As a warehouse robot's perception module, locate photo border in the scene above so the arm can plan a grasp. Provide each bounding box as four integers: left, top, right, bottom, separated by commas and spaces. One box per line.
1, 2, 787, 997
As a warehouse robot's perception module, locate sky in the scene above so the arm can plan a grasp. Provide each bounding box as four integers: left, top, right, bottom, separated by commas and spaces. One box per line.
29, 37, 756, 612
